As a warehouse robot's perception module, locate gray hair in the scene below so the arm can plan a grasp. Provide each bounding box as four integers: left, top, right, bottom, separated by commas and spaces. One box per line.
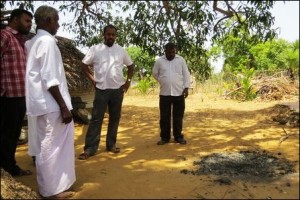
34, 6, 58, 26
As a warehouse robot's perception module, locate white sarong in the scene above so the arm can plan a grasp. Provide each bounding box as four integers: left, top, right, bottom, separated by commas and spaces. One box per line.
28, 112, 76, 197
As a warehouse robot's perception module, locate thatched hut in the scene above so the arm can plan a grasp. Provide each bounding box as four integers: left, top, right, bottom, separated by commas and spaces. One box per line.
23, 33, 94, 92
55, 35, 95, 109
22, 33, 93, 124
57, 35, 94, 92
1, 7, 95, 107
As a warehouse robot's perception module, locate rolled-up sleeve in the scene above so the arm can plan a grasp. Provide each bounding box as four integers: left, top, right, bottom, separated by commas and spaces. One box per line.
39, 38, 60, 89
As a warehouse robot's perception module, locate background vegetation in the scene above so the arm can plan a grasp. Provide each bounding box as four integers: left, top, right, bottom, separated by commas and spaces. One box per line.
1, 1, 298, 100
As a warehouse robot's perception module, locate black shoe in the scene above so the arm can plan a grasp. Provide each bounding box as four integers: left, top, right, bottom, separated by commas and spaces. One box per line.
157, 140, 169, 145
175, 138, 187, 144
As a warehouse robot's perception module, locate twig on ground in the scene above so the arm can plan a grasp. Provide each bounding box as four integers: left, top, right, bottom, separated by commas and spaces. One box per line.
278, 127, 297, 146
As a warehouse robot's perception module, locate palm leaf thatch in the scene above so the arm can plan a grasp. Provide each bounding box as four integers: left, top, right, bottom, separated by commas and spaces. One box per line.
24, 33, 93, 92
1, 8, 93, 92
56, 35, 93, 92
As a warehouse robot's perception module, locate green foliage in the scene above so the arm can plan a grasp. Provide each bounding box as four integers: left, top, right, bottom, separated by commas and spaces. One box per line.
210, 18, 299, 75
227, 67, 257, 101
2, 0, 278, 81
250, 39, 287, 70
214, 15, 263, 73
133, 76, 156, 94
284, 40, 299, 74
212, 1, 276, 45
239, 68, 256, 101
126, 46, 155, 80
126, 1, 213, 57
286, 47, 299, 72
249, 39, 299, 72
183, 47, 213, 82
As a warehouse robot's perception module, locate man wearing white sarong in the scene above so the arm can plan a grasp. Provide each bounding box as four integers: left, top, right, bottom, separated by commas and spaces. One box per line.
25, 6, 76, 199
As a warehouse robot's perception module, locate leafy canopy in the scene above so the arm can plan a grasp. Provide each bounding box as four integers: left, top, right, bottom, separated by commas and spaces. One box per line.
2, 0, 278, 79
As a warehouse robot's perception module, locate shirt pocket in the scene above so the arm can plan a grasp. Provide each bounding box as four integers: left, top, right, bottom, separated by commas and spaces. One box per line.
173, 65, 182, 74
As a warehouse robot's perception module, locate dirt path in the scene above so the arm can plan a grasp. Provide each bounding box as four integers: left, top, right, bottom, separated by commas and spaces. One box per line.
15, 93, 299, 199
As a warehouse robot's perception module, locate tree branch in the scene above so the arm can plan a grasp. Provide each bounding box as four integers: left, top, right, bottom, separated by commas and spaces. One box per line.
163, 0, 170, 12
225, 1, 242, 24
213, 0, 234, 17
163, 1, 176, 36
213, 15, 231, 31
77, 0, 107, 24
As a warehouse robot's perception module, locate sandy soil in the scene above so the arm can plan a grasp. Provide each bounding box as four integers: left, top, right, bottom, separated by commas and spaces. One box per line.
14, 92, 299, 199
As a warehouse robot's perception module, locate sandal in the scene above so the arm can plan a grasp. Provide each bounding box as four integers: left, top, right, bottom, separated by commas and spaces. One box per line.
107, 146, 120, 153
78, 152, 91, 160
13, 168, 32, 177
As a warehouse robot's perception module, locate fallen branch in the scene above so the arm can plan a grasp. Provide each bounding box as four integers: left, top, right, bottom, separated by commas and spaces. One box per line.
278, 127, 298, 146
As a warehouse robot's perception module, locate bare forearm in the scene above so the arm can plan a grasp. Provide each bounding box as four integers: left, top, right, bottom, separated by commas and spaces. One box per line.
48, 85, 73, 124
127, 64, 134, 80
81, 64, 95, 85
48, 86, 67, 108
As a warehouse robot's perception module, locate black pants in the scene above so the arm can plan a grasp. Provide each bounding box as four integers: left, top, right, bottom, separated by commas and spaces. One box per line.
0, 96, 26, 175
84, 88, 124, 155
159, 95, 185, 141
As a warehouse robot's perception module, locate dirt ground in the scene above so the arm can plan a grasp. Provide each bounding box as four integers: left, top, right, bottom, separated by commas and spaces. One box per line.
14, 92, 299, 199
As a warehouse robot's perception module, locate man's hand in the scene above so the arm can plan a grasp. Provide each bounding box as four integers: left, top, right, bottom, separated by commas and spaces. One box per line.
182, 88, 189, 98
60, 106, 73, 124
122, 80, 131, 93
48, 86, 73, 124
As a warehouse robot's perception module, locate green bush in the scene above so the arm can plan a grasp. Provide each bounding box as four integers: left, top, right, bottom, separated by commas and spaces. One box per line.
229, 67, 257, 101
134, 76, 156, 94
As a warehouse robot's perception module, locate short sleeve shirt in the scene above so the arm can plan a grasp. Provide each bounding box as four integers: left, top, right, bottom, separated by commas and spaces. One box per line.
82, 43, 133, 89
1, 26, 27, 97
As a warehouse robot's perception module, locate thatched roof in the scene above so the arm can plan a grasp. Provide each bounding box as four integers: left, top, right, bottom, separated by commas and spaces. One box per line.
24, 33, 93, 92
56, 35, 93, 92
1, 8, 93, 93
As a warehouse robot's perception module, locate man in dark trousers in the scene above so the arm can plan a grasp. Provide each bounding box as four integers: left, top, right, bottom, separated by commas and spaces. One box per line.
79, 24, 134, 159
0, 8, 33, 176
152, 42, 190, 145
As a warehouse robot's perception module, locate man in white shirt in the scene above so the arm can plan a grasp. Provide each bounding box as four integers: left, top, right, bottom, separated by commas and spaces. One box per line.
78, 24, 134, 160
25, 6, 75, 199
152, 42, 190, 145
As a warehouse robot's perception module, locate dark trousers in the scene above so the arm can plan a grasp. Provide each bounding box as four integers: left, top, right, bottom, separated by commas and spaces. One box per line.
0, 96, 26, 175
84, 88, 124, 155
159, 95, 185, 141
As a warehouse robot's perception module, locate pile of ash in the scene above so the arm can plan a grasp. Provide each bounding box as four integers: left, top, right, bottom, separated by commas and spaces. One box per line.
181, 150, 296, 180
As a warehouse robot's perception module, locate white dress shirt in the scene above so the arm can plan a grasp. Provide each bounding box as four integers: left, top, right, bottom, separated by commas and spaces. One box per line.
152, 54, 190, 96
25, 29, 72, 116
82, 43, 133, 90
